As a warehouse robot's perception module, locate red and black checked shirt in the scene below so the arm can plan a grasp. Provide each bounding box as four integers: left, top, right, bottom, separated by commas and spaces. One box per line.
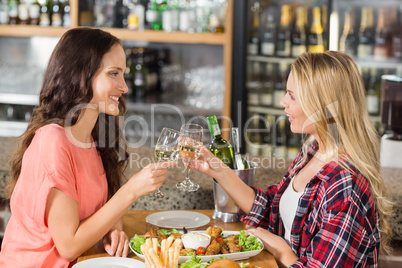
240, 141, 380, 267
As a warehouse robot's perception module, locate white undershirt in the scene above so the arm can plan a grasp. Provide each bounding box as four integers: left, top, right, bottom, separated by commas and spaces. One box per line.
279, 175, 304, 245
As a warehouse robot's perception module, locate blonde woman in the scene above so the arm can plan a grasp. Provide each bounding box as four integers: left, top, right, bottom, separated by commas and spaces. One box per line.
191, 51, 393, 267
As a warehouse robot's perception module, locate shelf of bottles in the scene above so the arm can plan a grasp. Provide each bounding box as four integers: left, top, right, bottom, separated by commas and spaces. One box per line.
244, 0, 402, 157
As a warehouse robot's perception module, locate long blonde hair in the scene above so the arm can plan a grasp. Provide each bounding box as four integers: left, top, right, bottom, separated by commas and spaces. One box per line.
291, 51, 393, 255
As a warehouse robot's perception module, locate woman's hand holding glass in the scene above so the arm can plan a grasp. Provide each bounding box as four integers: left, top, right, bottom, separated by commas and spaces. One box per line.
153, 128, 180, 197
176, 123, 203, 192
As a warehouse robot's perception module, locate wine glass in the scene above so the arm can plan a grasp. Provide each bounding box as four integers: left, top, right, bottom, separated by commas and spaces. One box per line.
154, 128, 180, 197
177, 123, 203, 192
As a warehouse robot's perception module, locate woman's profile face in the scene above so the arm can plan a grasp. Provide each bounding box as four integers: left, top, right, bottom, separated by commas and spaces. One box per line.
280, 71, 316, 136
90, 44, 128, 116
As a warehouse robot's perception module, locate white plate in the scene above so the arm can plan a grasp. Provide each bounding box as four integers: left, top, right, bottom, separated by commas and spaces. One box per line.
72, 257, 145, 268
130, 231, 264, 264
145, 211, 210, 229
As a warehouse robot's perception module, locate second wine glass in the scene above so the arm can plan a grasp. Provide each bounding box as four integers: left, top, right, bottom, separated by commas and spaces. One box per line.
177, 123, 203, 192
154, 128, 180, 197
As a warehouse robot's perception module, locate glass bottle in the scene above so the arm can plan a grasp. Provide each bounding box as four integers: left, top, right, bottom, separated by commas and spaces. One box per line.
51, 0, 62, 27
179, 0, 195, 32
132, 48, 148, 99
246, 113, 262, 156
261, 114, 274, 157
273, 63, 287, 109
8, 0, 19, 24
274, 117, 287, 158
39, 0, 50, 26
194, 0, 211, 32
260, 6, 276, 56
260, 62, 273, 107
0, 0, 8, 25
162, 0, 179, 32
28, 0, 41, 25
339, 9, 356, 56
357, 7, 375, 59
307, 6, 324, 53
124, 48, 134, 97
207, 115, 235, 169
61, 0, 70, 27
247, 61, 261, 106
276, 4, 291, 57
366, 68, 381, 116
392, 5, 402, 59
146, 0, 162, 30
18, 0, 29, 25
291, 6, 307, 57
322, 4, 328, 50
248, 1, 261, 55
373, 7, 392, 59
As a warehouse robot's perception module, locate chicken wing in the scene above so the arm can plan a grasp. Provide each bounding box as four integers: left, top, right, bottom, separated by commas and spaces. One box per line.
205, 239, 222, 255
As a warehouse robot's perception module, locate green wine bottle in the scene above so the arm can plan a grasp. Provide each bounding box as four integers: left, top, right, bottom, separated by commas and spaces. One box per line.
207, 115, 235, 169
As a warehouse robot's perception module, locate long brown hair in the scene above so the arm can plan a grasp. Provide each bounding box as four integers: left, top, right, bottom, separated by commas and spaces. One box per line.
292, 51, 393, 255
7, 27, 128, 199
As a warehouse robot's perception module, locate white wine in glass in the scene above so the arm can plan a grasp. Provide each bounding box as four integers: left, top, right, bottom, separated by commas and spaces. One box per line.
154, 128, 180, 197
177, 123, 203, 192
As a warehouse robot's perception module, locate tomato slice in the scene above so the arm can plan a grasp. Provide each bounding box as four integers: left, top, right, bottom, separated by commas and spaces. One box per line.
160, 234, 166, 239
216, 237, 223, 243
196, 246, 206, 255
246, 264, 255, 268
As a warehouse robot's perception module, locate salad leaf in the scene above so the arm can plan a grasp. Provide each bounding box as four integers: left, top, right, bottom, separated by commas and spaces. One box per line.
238, 230, 263, 252
158, 228, 179, 237
130, 234, 146, 254
207, 255, 227, 264
180, 254, 208, 268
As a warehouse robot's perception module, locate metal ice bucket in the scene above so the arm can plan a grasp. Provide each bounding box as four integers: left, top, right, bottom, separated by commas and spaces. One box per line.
212, 161, 258, 222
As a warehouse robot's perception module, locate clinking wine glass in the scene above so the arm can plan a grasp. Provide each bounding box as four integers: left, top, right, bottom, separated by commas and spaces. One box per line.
177, 123, 203, 192
154, 128, 180, 197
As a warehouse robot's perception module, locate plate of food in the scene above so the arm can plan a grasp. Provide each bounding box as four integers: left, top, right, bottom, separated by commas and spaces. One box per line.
129, 226, 264, 264
145, 211, 210, 229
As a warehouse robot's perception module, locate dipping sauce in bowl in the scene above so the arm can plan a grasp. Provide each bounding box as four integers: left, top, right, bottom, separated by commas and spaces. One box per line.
182, 232, 211, 250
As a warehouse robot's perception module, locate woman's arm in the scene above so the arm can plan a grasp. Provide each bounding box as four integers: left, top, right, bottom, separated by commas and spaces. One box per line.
46, 161, 175, 261
190, 147, 256, 214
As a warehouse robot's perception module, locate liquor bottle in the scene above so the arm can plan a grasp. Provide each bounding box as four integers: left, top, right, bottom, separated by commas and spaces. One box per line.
8, 0, 18, 24
339, 9, 356, 56
28, 0, 41, 25
18, 0, 30, 25
51, 0, 62, 27
61, 0, 70, 27
357, 7, 375, 59
0, 0, 8, 25
366, 68, 381, 116
146, 0, 162, 30
373, 7, 392, 59
208, 0, 224, 33
162, 0, 179, 32
207, 115, 235, 169
194, 0, 211, 32
260, 62, 273, 107
260, 6, 276, 56
291, 6, 307, 57
247, 61, 261, 106
39, 0, 50, 26
275, 4, 291, 57
274, 117, 287, 158
246, 114, 262, 156
321, 5, 328, 50
178, 0, 195, 33
307, 6, 324, 53
392, 5, 402, 59
273, 63, 287, 109
248, 1, 261, 55
124, 48, 134, 97
132, 48, 148, 99
261, 114, 274, 157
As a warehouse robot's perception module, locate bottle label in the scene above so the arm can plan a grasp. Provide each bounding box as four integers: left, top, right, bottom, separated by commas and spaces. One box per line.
260, 93, 273, 106
291, 45, 306, 57
29, 4, 40, 19
39, 14, 50, 26
207, 116, 221, 137
357, 44, 373, 58
276, 41, 291, 56
308, 45, 324, 52
248, 43, 258, 55
261, 42, 275, 56
52, 13, 62, 27
273, 91, 285, 108
248, 92, 259, 106
366, 95, 379, 114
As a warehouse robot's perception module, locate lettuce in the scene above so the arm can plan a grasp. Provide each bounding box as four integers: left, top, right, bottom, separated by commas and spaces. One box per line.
130, 234, 146, 254
180, 254, 208, 268
238, 230, 263, 252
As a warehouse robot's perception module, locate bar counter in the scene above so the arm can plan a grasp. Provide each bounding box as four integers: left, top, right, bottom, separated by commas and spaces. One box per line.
78, 210, 278, 267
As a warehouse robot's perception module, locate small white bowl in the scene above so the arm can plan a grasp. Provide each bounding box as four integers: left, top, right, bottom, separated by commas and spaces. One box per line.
182, 232, 211, 250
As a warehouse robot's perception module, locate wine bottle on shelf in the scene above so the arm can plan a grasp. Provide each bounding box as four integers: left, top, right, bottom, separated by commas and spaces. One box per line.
51, 0, 62, 27
260, 6, 276, 56
207, 115, 235, 169
374, 7, 392, 59
18, 0, 29, 25
247, 61, 262, 106
308, 6, 324, 53
61, 0, 70, 27
291, 6, 307, 58
357, 7, 375, 59
8, 0, 18, 25
275, 4, 291, 57
261, 114, 274, 157
0, 0, 8, 25
273, 63, 287, 109
246, 113, 262, 157
260, 62, 274, 107
28, 0, 41, 25
39, 0, 50, 26
146, 0, 162, 30
132, 48, 149, 99
392, 5, 402, 59
248, 1, 261, 55
274, 117, 287, 158
339, 9, 356, 56
322, 5, 328, 50
366, 68, 381, 116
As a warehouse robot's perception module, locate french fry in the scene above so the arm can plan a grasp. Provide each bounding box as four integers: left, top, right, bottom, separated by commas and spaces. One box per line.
172, 238, 182, 248
146, 238, 153, 251
148, 247, 163, 268
168, 247, 174, 268
160, 239, 166, 267
166, 236, 174, 248
141, 244, 154, 268
152, 238, 158, 253
173, 245, 180, 267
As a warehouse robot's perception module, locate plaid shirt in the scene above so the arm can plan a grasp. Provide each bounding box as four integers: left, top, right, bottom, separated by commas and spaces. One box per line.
241, 141, 380, 267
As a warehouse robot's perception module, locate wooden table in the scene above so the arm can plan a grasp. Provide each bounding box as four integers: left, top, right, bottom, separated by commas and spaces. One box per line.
78, 210, 278, 267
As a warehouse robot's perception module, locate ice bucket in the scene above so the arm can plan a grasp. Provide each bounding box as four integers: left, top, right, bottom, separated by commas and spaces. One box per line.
212, 161, 258, 222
